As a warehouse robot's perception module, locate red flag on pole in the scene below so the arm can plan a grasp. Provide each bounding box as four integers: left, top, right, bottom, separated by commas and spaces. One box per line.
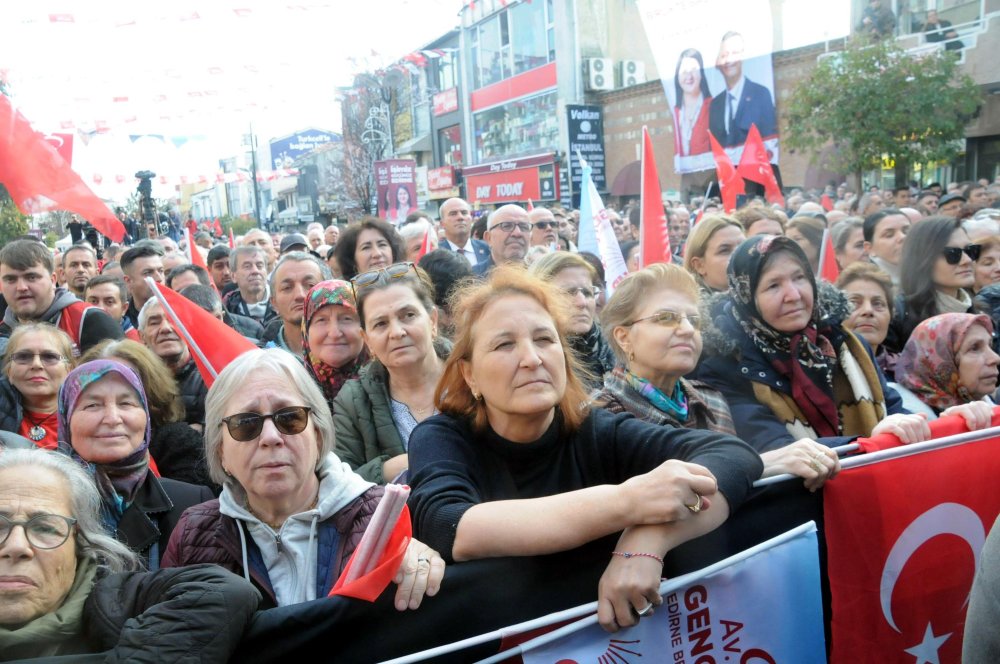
818, 228, 840, 282
0, 95, 126, 242
526, 198, 534, 211
708, 131, 744, 213
737, 124, 785, 207
330, 504, 412, 602
821, 194, 834, 212
638, 126, 670, 267
147, 278, 257, 387
186, 227, 210, 275
824, 434, 1000, 663
213, 217, 222, 236
416, 227, 434, 261
228, 227, 235, 249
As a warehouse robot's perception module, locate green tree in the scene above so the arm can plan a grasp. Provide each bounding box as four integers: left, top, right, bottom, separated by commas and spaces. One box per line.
785, 38, 981, 188
0, 184, 30, 245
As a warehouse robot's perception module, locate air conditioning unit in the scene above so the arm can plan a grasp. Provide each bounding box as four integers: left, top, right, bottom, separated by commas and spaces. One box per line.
618, 60, 647, 87
583, 58, 614, 91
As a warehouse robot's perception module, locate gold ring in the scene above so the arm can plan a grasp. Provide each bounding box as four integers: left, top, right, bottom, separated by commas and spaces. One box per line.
686, 494, 703, 514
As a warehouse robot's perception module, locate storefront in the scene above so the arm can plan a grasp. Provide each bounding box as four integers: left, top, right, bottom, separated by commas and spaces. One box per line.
473, 89, 560, 163
463, 153, 559, 205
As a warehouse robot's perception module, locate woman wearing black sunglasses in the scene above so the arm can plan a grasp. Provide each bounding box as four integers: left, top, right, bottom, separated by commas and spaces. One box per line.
163, 349, 445, 611
884, 216, 980, 354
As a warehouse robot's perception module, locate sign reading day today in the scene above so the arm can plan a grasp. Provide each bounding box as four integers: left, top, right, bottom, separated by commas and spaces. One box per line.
567, 104, 606, 198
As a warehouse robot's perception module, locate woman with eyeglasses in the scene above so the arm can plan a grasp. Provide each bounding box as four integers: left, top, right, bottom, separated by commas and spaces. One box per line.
0, 449, 260, 660
596, 263, 840, 490
529, 252, 617, 388
334, 217, 407, 280
884, 216, 980, 354
163, 349, 445, 610
0, 323, 74, 450
56, 360, 213, 569
408, 266, 762, 633
698, 235, 934, 454
333, 263, 450, 483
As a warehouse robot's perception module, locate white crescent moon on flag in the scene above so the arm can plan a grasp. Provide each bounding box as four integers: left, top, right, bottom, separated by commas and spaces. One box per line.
880, 503, 986, 632
44, 134, 64, 148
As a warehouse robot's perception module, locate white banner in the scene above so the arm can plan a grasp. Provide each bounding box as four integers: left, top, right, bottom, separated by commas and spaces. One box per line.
576, 153, 628, 294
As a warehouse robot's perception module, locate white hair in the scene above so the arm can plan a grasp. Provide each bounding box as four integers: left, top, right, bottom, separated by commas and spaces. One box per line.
137, 296, 163, 332
399, 218, 433, 243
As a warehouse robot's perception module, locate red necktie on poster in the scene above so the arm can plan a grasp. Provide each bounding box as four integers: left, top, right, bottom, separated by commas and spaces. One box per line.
824, 434, 1000, 663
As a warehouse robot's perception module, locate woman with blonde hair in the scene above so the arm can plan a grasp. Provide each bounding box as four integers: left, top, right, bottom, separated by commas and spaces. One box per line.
0, 323, 74, 449
408, 265, 762, 632
682, 215, 745, 295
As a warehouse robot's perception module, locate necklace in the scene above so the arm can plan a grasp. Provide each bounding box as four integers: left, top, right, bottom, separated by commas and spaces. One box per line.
24, 411, 56, 442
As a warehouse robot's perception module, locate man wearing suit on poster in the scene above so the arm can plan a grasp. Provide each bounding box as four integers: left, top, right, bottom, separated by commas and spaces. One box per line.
708, 31, 777, 148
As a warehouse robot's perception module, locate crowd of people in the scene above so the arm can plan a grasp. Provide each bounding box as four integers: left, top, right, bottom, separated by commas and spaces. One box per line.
2, 176, 1000, 658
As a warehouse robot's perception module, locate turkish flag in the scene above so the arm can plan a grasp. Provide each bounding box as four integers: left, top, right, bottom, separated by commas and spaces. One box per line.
737, 124, 785, 207
819, 228, 840, 282
709, 131, 744, 213
228, 227, 235, 248
824, 435, 1000, 663
639, 126, 670, 267
213, 217, 223, 236
148, 279, 257, 387
0, 96, 125, 242
416, 227, 434, 261
821, 193, 834, 211
330, 504, 411, 602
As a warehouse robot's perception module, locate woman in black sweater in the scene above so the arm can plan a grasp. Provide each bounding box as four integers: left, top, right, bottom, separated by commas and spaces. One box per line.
407, 266, 762, 633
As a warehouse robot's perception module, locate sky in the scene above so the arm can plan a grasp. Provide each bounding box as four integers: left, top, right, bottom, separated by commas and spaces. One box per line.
0, 0, 850, 204
0, 0, 462, 200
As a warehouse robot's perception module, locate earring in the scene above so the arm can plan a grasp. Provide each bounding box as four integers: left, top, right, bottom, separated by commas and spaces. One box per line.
628, 349, 635, 362
472, 390, 482, 401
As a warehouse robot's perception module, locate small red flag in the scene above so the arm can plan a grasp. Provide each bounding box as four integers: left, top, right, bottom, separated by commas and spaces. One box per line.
639, 126, 670, 267
0, 95, 125, 242
818, 228, 840, 283
329, 504, 412, 601
228, 227, 235, 248
709, 131, 744, 213
148, 279, 257, 387
737, 124, 784, 207
526, 198, 534, 211
416, 227, 434, 261
824, 432, 1000, 662
213, 217, 222, 236
821, 194, 834, 211
187, 229, 209, 273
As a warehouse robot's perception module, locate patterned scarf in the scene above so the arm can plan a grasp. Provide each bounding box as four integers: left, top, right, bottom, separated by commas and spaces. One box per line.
57, 360, 151, 530
897, 313, 994, 412
301, 280, 370, 404
728, 235, 840, 437
622, 369, 689, 421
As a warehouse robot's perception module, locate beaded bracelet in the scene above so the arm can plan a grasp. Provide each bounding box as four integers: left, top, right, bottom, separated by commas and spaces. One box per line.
611, 550, 664, 565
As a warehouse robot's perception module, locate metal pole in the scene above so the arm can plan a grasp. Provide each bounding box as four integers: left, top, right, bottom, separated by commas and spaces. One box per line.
249, 123, 262, 228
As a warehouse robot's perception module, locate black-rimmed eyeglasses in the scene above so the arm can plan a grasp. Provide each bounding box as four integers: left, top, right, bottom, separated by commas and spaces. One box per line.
0, 514, 77, 549
220, 406, 312, 442
941, 244, 981, 265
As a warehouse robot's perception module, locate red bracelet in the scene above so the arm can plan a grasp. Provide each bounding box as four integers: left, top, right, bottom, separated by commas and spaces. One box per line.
612, 550, 664, 565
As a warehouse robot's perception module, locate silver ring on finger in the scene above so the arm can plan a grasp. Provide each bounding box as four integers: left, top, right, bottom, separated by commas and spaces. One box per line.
636, 602, 654, 617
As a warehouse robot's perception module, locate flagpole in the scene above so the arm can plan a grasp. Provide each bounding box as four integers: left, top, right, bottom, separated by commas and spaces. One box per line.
752, 426, 1000, 488
638, 126, 647, 269
146, 277, 219, 381
816, 228, 829, 277
473, 522, 818, 664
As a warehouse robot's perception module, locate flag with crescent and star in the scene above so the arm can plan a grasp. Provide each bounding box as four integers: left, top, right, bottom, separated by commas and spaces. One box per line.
824, 434, 1000, 663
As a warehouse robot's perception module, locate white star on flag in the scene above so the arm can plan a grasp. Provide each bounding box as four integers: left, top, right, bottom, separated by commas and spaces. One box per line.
903, 623, 951, 664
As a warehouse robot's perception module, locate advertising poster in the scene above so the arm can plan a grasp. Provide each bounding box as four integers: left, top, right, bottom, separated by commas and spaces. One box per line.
566, 104, 606, 206
637, 0, 778, 174
374, 159, 417, 225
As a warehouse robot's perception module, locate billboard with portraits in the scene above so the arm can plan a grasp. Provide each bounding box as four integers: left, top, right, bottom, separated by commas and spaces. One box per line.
374, 159, 418, 226
637, 0, 778, 175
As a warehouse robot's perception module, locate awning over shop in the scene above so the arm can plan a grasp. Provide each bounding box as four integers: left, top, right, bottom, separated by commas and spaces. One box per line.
610, 160, 641, 196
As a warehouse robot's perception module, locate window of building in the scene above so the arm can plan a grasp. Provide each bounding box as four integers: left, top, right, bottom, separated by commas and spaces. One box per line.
467, 0, 554, 90
439, 125, 463, 167
473, 90, 559, 162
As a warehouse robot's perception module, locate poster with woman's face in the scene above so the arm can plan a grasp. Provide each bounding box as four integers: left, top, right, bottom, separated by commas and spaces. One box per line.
374, 159, 418, 225
637, 0, 778, 174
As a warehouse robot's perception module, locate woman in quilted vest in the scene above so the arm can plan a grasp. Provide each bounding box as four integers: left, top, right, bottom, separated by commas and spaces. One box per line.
162, 348, 445, 610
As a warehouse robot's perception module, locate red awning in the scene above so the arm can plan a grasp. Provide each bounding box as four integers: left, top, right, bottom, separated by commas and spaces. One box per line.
610, 160, 641, 196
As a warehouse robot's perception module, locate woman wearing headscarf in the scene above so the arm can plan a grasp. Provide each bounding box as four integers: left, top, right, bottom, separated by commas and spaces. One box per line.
301, 279, 370, 410
57, 359, 213, 568
895, 313, 999, 425
698, 235, 928, 453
